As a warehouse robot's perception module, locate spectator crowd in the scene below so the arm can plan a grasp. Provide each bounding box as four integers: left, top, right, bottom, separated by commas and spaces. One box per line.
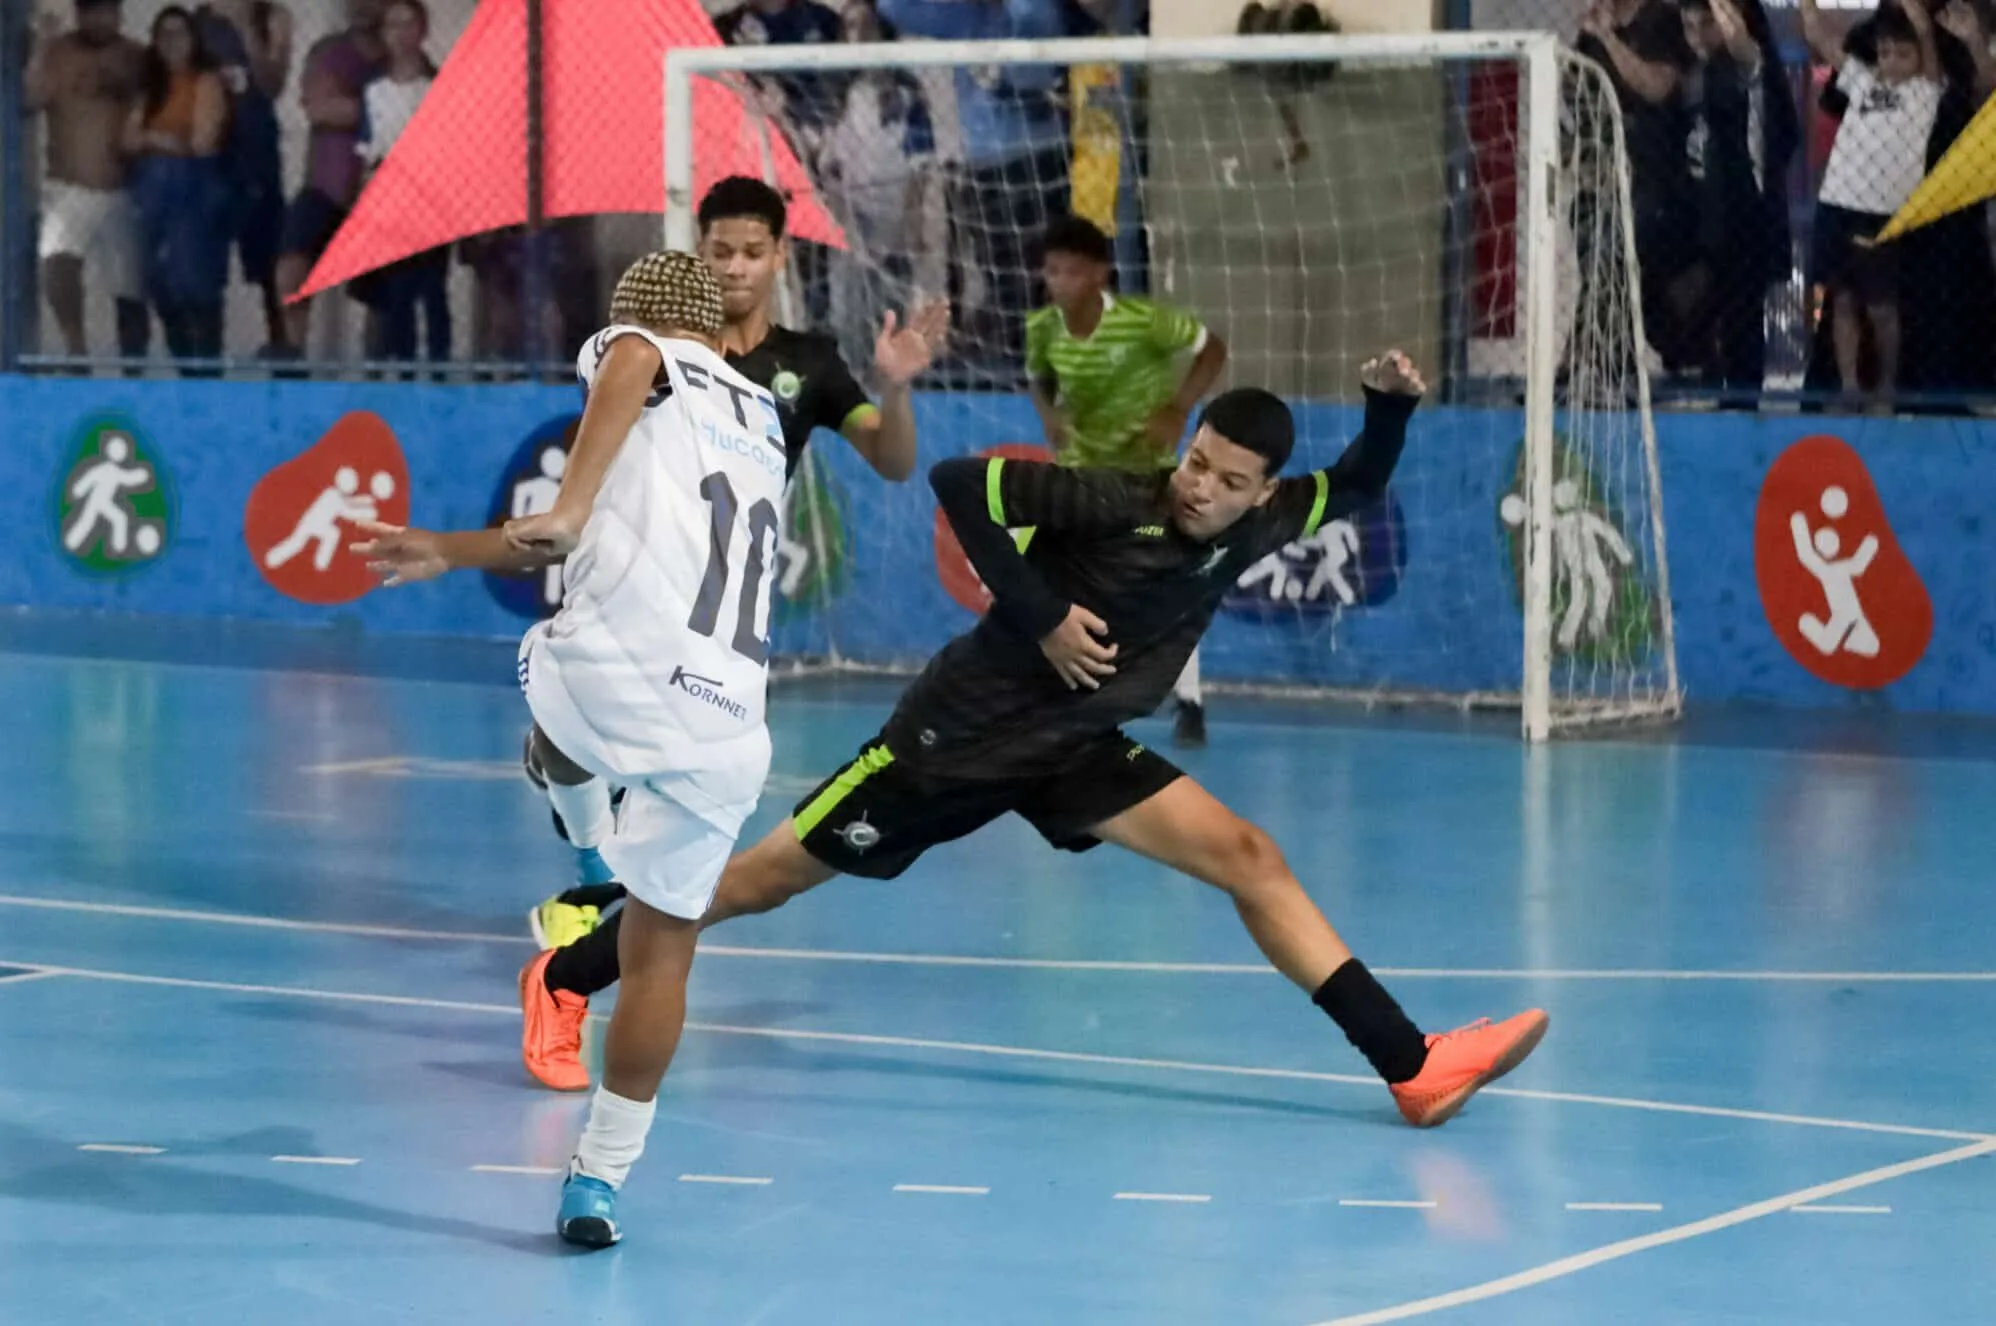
12, 0, 1996, 408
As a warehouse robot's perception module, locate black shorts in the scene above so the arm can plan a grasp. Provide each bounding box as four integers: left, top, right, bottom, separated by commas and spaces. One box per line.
280, 188, 349, 264
1811, 204, 1896, 306
791, 731, 1185, 880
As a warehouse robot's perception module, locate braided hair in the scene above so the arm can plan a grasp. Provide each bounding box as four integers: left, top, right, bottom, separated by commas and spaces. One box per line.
608, 250, 724, 339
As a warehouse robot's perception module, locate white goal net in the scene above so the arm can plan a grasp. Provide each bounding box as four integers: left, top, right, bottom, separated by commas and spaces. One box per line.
665, 33, 1680, 739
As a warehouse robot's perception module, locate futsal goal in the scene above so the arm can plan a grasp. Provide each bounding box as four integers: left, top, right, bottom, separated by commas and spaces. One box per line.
663, 32, 1680, 741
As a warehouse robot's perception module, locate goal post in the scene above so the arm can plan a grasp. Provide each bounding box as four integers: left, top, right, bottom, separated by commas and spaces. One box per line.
664, 32, 1681, 740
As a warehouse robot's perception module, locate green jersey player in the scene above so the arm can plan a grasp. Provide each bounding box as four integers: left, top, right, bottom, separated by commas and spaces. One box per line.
1026, 215, 1229, 746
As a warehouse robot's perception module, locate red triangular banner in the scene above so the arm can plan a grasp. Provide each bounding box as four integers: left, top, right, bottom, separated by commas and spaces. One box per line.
298, 0, 843, 300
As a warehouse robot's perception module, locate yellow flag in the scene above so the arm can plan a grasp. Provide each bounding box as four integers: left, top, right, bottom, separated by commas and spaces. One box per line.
1069, 64, 1121, 231
1879, 93, 1996, 242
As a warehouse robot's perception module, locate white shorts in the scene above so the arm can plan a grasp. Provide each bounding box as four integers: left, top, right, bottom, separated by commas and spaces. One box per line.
38, 182, 141, 299
599, 779, 738, 922
518, 627, 762, 921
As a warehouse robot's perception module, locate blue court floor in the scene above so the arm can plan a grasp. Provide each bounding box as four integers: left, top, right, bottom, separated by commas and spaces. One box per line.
1, 617, 1992, 1324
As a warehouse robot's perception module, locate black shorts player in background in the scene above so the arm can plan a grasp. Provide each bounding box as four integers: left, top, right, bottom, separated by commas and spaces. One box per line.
517, 177, 949, 1085
526, 350, 1551, 1130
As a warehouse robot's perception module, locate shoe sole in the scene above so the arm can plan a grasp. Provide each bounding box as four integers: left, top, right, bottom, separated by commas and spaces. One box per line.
557, 1216, 620, 1248
1410, 1011, 1551, 1129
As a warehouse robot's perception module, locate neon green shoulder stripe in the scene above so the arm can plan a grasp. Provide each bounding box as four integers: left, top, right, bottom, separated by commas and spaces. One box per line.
986, 457, 1007, 525
1301, 471, 1330, 538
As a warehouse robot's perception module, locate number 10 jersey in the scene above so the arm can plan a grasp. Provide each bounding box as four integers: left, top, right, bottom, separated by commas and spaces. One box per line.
520, 325, 787, 835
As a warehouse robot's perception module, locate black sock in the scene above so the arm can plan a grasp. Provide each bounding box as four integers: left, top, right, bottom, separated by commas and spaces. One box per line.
555, 883, 628, 909
542, 909, 623, 998
1313, 960, 1429, 1084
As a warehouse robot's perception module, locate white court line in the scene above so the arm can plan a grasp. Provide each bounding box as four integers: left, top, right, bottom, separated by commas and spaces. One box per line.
1114, 1192, 1211, 1203
471, 1164, 564, 1177
1309, 1139, 1996, 1326
1340, 1199, 1437, 1209
7, 959, 1993, 1145
679, 1174, 773, 1186
77, 1143, 165, 1155
7, 892, 1996, 984
1791, 1204, 1891, 1215
1565, 1202, 1664, 1212
893, 1184, 990, 1196
271, 1155, 361, 1166
0, 968, 60, 985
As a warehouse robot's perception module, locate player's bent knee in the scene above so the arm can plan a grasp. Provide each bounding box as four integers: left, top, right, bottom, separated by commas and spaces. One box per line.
1210, 820, 1291, 896
531, 725, 593, 786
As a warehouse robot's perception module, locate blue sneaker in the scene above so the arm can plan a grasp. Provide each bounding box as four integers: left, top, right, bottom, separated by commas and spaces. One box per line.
556, 1171, 621, 1248
575, 846, 616, 888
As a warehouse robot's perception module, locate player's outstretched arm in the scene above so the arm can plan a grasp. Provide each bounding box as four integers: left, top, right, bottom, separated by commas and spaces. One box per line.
843, 300, 949, 482
1262, 351, 1425, 549
350, 520, 553, 586
505, 334, 661, 558
931, 454, 1130, 688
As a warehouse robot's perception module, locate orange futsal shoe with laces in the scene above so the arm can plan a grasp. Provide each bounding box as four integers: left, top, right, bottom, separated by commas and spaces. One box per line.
1390, 1009, 1550, 1128
519, 948, 591, 1092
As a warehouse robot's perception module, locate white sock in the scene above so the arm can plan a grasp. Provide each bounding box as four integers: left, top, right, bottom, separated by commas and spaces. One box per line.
546, 777, 612, 851
1172, 648, 1203, 706
572, 1086, 656, 1189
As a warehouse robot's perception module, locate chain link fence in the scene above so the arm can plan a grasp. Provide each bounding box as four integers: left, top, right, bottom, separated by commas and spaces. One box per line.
4, 0, 1993, 406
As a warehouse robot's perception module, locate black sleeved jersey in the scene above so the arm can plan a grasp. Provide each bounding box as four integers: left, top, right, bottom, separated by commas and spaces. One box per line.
888, 388, 1419, 778
725, 326, 874, 478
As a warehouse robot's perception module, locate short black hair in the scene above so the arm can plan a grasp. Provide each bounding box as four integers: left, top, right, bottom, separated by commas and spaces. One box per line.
698, 176, 787, 239
1199, 388, 1295, 475
1873, 5, 1918, 44
1041, 214, 1113, 267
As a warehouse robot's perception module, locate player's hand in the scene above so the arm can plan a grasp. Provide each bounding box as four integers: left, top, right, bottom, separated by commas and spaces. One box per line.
1360, 349, 1427, 398
875, 299, 951, 386
504, 504, 588, 559
1939, 1, 1984, 43
1144, 403, 1191, 453
349, 520, 448, 587
1041, 605, 1118, 691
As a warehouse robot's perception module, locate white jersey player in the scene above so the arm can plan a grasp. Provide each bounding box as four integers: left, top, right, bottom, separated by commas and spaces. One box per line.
351, 251, 779, 1249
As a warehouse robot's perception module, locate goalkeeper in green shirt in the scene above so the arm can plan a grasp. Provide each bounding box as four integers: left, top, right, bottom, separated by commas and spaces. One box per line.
1025, 214, 1230, 747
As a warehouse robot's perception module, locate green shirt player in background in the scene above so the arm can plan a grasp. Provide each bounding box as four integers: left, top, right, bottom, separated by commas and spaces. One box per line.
1026, 215, 1229, 747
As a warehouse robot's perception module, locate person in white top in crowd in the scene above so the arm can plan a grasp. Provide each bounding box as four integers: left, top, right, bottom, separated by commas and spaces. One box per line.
25, 1, 150, 361
352, 252, 786, 1251
1801, 0, 1943, 409
353, 0, 447, 365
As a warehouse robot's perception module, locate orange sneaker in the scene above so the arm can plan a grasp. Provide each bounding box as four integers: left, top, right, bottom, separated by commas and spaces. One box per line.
1390, 1009, 1549, 1128
519, 948, 591, 1092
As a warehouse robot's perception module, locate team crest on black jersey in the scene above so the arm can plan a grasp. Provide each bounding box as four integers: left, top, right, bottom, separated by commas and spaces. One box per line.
770, 369, 803, 404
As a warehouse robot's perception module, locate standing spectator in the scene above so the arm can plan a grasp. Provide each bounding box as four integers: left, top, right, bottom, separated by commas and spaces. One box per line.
1802, 0, 1943, 407
194, 0, 294, 355
1672, 0, 1798, 398
878, 0, 1074, 375
821, 0, 937, 347
25, 0, 149, 361
1575, 0, 1698, 370
711, 0, 848, 327
1805, 0, 1996, 405
123, 4, 231, 367
1898, 0, 1996, 400
270, 0, 384, 361
354, 0, 447, 367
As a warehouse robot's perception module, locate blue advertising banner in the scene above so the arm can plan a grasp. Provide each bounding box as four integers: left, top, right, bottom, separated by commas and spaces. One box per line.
2, 374, 1992, 714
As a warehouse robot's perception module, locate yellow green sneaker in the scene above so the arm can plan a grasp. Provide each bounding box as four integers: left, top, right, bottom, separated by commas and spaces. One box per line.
529, 899, 601, 950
